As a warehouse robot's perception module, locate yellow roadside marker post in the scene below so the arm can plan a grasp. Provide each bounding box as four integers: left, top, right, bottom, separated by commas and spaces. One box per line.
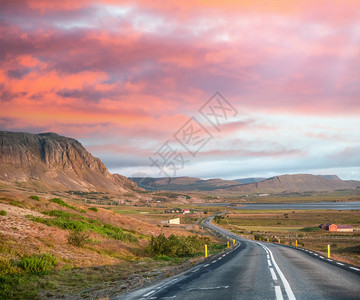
328, 244, 330, 258
227, 241, 229, 248
267, 238, 269, 242
205, 244, 208, 258
233, 239, 235, 245
278, 239, 280, 244
296, 240, 298, 247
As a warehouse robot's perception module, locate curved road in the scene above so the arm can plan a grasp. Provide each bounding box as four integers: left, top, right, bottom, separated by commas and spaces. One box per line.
118, 216, 360, 300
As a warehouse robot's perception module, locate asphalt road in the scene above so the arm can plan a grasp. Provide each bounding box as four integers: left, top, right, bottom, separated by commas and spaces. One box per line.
118, 217, 360, 300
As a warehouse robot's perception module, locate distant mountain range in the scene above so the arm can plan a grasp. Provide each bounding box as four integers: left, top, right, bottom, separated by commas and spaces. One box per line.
1, 130, 359, 195
131, 174, 360, 193
0, 131, 139, 192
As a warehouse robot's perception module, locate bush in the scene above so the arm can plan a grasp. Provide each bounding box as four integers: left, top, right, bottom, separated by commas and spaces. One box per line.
49, 198, 77, 211
67, 230, 90, 247
0, 210, 6, 216
88, 207, 98, 212
29, 195, 40, 201
17, 254, 57, 273
254, 234, 266, 241
213, 215, 224, 224
147, 234, 210, 257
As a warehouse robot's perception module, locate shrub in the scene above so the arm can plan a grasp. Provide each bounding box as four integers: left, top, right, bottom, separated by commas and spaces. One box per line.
49, 198, 77, 211
88, 207, 98, 212
67, 230, 90, 247
29, 195, 40, 201
213, 215, 224, 224
147, 234, 210, 257
0, 210, 6, 216
17, 254, 57, 273
254, 234, 266, 241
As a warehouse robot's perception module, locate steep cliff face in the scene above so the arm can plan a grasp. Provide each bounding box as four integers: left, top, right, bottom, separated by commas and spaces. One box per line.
0, 131, 139, 192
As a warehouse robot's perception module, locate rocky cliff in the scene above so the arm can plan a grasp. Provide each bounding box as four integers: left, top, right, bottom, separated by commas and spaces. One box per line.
0, 131, 139, 192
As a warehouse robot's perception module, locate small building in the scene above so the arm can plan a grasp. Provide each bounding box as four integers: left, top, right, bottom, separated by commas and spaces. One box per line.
168, 218, 180, 225
327, 223, 338, 231
319, 223, 338, 231
337, 225, 353, 232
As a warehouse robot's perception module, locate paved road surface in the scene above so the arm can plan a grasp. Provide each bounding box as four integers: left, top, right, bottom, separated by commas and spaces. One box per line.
118, 217, 360, 300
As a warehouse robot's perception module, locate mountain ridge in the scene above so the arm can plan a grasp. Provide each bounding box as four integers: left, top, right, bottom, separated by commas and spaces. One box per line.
130, 174, 360, 193
0, 131, 139, 192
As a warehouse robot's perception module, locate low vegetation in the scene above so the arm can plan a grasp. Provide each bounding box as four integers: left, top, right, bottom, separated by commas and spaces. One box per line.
0, 210, 6, 216
88, 207, 98, 212
50, 198, 77, 211
67, 230, 90, 247
27, 210, 138, 243
29, 195, 40, 201
18, 254, 58, 273
147, 233, 210, 257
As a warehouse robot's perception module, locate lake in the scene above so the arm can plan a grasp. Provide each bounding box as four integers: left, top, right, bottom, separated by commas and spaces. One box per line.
201, 201, 360, 210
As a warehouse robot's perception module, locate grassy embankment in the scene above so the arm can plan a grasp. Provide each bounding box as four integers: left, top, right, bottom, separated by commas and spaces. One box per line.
0, 194, 227, 299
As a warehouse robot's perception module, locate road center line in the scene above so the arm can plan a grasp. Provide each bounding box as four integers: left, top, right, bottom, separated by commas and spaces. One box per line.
143, 290, 155, 297
270, 267, 278, 280
275, 286, 284, 300
261, 244, 296, 300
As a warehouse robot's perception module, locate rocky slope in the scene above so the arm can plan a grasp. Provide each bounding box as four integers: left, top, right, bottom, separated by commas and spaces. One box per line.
0, 131, 139, 192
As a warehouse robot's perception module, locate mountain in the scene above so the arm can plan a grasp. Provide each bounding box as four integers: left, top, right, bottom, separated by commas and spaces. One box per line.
221, 174, 360, 193
0, 131, 139, 192
234, 177, 266, 184
130, 174, 360, 193
131, 176, 240, 191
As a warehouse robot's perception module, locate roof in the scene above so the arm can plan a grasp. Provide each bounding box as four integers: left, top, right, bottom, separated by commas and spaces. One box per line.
337, 225, 353, 228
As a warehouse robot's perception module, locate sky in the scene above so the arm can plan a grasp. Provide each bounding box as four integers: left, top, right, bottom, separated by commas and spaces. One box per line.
0, 0, 359, 180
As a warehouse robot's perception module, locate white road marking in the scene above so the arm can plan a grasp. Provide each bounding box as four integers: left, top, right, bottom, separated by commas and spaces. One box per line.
192, 268, 200, 273
261, 244, 296, 300
275, 286, 284, 300
349, 267, 360, 271
203, 264, 209, 267
187, 286, 229, 291
211, 260, 217, 264
327, 259, 333, 262
270, 267, 278, 280
143, 290, 155, 297
268, 260, 272, 267
319, 256, 324, 259
314, 254, 318, 256
336, 262, 345, 266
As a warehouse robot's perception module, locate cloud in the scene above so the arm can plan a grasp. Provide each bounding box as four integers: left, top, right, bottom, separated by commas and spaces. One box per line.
0, 0, 359, 179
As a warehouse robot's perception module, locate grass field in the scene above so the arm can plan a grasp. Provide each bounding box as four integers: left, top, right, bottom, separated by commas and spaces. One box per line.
214, 209, 360, 266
